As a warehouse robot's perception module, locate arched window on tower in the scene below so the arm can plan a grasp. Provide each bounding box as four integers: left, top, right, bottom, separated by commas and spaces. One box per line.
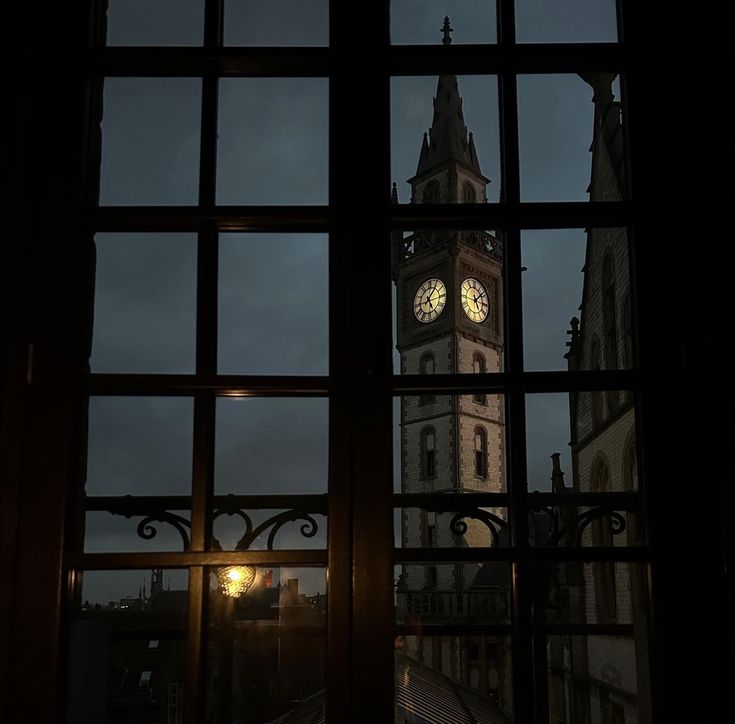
422, 180, 441, 204
591, 457, 618, 622
462, 182, 476, 204
474, 427, 488, 479
590, 338, 604, 427
472, 352, 487, 404
420, 427, 437, 480
624, 436, 639, 543
622, 294, 633, 404
419, 352, 436, 406
602, 253, 620, 413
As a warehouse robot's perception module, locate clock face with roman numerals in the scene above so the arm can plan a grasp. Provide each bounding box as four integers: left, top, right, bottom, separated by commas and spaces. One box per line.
461, 277, 489, 323
413, 278, 447, 323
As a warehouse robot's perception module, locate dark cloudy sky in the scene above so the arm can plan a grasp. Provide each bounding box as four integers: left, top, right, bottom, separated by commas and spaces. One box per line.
86, 0, 622, 601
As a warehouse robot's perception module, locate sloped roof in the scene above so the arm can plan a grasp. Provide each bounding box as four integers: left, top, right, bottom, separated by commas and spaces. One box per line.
266, 654, 511, 724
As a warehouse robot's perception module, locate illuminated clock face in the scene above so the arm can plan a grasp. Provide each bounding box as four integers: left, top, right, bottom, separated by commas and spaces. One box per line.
461, 277, 489, 323
413, 278, 447, 323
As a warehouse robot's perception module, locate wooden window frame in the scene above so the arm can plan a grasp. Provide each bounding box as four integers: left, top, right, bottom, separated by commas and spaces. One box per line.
1, 2, 729, 724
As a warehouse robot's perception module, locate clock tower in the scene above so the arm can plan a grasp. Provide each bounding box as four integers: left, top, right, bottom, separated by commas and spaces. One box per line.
393, 18, 505, 593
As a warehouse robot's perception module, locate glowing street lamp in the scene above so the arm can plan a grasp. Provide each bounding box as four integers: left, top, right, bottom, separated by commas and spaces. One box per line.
216, 565, 257, 598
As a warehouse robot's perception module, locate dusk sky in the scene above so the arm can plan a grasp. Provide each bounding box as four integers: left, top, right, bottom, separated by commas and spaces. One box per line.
85, 0, 624, 601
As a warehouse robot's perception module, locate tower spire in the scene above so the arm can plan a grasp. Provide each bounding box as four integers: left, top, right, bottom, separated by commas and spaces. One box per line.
411, 19, 486, 181
441, 16, 453, 45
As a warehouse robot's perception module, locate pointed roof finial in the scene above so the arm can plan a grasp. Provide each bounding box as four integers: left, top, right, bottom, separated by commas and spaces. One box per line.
441, 16, 453, 45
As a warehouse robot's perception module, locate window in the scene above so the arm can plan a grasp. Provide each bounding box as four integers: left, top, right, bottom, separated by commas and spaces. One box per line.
419, 352, 436, 405
591, 458, 618, 623
475, 426, 488, 478
463, 181, 477, 203
4, 4, 726, 724
591, 337, 605, 425
623, 293, 633, 370
602, 253, 620, 413
422, 179, 441, 203
421, 427, 437, 479
473, 352, 487, 404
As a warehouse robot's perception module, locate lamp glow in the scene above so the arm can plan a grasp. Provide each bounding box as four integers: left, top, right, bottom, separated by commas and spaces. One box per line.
216, 565, 257, 598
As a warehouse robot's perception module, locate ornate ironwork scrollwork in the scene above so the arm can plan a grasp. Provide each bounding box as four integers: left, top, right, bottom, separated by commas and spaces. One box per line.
212, 499, 320, 551
448, 508, 508, 546
133, 511, 191, 549
103, 493, 322, 552
545, 506, 628, 547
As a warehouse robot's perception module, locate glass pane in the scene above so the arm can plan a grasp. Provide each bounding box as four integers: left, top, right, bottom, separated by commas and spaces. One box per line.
396, 563, 511, 624
66, 570, 188, 724
106, 0, 204, 46
92, 233, 197, 374
518, 73, 624, 202
526, 392, 637, 493
394, 396, 507, 494
215, 397, 328, 494
218, 234, 328, 375
523, 227, 634, 372
87, 397, 194, 496
84, 510, 192, 552
392, 228, 505, 374
391, 75, 500, 204
391, 2, 496, 44
396, 635, 514, 719
206, 567, 325, 723
100, 78, 201, 205
213, 507, 327, 551
224, 0, 328, 46
217, 78, 328, 205
516, 0, 618, 43
540, 562, 645, 624
547, 636, 648, 724
522, 229, 585, 371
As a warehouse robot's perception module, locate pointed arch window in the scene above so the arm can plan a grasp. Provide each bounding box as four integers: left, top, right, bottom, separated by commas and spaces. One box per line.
421, 427, 437, 479
590, 338, 604, 426
624, 437, 639, 543
419, 352, 436, 405
591, 458, 618, 622
602, 253, 620, 413
622, 294, 633, 368
472, 352, 487, 404
462, 182, 476, 204
474, 426, 487, 479
422, 180, 441, 204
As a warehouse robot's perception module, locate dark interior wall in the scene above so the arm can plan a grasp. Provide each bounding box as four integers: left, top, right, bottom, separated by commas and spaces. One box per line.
0, 2, 728, 723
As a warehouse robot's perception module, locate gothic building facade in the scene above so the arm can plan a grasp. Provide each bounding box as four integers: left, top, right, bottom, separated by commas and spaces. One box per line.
547, 73, 645, 724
